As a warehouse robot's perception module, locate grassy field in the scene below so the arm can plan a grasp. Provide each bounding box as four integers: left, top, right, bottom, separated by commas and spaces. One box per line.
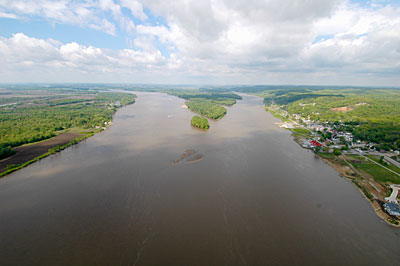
317, 152, 337, 159
348, 155, 400, 184
366, 155, 400, 175
290, 128, 312, 138
265, 106, 291, 122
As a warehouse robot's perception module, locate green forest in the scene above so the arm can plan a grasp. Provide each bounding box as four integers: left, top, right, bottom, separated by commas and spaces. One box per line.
168, 90, 241, 119
0, 90, 136, 158
186, 100, 227, 120
191, 116, 209, 130
168, 91, 242, 106
251, 86, 400, 149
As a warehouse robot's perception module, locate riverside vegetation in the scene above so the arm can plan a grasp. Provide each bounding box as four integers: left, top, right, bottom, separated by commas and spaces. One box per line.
186, 100, 226, 120
117, 87, 242, 120
0, 86, 136, 176
167, 90, 242, 120
191, 116, 209, 130
233, 85, 400, 226
2, 84, 399, 225
192, 85, 400, 225
248, 86, 400, 150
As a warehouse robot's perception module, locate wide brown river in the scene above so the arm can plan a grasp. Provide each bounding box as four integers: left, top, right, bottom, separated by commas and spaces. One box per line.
1, 92, 399, 265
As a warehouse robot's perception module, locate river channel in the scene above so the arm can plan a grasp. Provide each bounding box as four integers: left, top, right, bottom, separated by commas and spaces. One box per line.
0, 92, 399, 265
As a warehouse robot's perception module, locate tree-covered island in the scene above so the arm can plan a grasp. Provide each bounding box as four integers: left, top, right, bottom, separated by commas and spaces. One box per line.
191, 116, 209, 130
167, 90, 242, 120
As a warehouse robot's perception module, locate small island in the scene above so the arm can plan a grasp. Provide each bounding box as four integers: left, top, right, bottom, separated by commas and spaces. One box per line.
191, 116, 209, 130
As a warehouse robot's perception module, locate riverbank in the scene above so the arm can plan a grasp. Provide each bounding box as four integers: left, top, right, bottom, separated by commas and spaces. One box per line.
2, 91, 400, 265
315, 152, 400, 227
0, 130, 102, 178
0, 101, 135, 178
259, 98, 400, 226
284, 127, 400, 227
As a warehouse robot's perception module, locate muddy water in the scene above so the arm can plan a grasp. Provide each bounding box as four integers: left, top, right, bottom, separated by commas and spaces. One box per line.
0, 92, 399, 266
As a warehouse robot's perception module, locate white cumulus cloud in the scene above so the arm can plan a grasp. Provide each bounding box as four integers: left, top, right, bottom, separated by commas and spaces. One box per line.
0, 0, 399, 85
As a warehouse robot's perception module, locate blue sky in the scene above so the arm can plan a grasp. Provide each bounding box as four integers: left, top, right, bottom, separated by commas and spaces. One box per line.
0, 0, 399, 85
0, 18, 128, 49
0, 1, 169, 52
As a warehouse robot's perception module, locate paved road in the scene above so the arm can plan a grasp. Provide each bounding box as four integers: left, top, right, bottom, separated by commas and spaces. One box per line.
385, 184, 400, 204
353, 151, 400, 177
372, 152, 400, 168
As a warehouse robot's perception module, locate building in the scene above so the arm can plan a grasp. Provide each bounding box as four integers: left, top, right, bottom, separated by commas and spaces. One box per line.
383, 202, 400, 216
310, 140, 323, 148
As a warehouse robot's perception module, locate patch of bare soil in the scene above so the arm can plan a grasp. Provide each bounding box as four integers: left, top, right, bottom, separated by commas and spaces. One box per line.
332, 106, 353, 112
0, 133, 82, 173
332, 103, 369, 113
355, 102, 368, 106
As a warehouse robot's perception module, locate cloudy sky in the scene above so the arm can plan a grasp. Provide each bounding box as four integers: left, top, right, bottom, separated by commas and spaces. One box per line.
0, 0, 399, 85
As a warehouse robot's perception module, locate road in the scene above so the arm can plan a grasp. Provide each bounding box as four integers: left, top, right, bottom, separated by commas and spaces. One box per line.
352, 151, 400, 177
385, 184, 400, 204
369, 152, 400, 168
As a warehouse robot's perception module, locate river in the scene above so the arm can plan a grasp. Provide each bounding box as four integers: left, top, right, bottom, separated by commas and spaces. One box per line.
0, 92, 399, 265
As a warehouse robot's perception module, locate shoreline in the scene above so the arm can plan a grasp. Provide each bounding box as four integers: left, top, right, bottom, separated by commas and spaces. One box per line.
0, 131, 99, 178
254, 94, 400, 227
0, 103, 132, 178
283, 122, 400, 227
316, 154, 400, 228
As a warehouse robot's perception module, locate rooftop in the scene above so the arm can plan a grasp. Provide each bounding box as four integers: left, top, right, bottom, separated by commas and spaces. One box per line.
384, 203, 400, 216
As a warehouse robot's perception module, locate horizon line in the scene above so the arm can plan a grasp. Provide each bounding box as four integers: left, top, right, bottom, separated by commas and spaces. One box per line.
1, 82, 399, 89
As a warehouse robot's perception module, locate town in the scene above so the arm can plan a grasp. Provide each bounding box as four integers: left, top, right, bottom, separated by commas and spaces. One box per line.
269, 104, 400, 221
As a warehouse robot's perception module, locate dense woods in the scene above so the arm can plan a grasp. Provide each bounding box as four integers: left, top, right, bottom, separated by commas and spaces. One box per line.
0, 90, 136, 158
168, 90, 241, 120
168, 91, 242, 104
191, 116, 209, 130
186, 100, 227, 120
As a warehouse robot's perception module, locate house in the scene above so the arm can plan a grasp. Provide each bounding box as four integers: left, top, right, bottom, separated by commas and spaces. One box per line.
383, 203, 400, 216
310, 140, 323, 147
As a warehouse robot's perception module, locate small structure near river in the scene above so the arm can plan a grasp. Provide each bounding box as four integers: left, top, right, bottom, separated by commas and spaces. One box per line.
384, 203, 400, 216
384, 184, 400, 216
